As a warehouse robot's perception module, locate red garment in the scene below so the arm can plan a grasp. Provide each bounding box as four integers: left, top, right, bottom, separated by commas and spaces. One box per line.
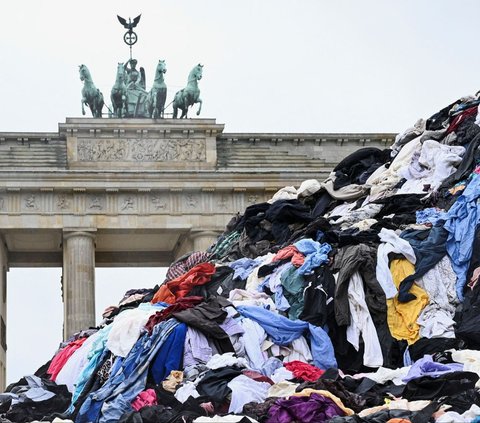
152, 263, 216, 304
47, 337, 88, 381
272, 245, 305, 267
132, 388, 157, 411
145, 296, 204, 334
284, 360, 325, 382
446, 105, 478, 134
242, 370, 274, 385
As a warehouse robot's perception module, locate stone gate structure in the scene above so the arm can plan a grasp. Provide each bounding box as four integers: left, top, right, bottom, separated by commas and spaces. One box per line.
0, 117, 395, 389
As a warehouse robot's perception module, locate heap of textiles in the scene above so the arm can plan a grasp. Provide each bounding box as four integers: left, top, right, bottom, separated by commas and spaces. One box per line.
6, 93, 480, 422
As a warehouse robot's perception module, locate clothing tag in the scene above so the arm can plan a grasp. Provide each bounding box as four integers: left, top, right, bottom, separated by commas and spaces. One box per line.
217, 286, 223, 295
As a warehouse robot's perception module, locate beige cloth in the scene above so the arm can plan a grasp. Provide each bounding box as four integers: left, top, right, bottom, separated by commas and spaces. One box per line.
162, 370, 184, 392
268, 186, 298, 203
297, 179, 321, 197
267, 380, 299, 398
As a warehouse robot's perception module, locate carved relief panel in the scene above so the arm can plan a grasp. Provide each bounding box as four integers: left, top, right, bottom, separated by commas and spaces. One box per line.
77, 138, 207, 162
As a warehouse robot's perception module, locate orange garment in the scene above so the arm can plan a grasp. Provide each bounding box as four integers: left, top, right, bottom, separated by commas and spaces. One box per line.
272, 245, 305, 267
152, 262, 216, 304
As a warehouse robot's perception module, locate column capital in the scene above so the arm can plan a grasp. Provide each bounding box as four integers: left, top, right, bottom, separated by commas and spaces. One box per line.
63, 228, 97, 241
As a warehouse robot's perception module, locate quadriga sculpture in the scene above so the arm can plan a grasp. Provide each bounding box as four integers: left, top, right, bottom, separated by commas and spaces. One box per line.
172, 64, 203, 119
79, 64, 104, 118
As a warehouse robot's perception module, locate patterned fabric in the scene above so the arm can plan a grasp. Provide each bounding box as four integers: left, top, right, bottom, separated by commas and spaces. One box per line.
165, 251, 211, 282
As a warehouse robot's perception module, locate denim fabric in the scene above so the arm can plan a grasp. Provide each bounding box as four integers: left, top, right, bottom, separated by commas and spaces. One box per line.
445, 174, 480, 300
76, 318, 179, 423
149, 323, 187, 384
236, 305, 337, 369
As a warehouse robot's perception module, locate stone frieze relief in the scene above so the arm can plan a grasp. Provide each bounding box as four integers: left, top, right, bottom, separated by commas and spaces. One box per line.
77, 138, 206, 162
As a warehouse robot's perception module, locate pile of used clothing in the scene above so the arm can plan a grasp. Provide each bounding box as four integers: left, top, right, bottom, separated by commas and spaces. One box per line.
5, 92, 480, 423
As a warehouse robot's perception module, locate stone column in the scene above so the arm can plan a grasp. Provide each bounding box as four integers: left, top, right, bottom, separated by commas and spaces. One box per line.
62, 230, 96, 340
190, 230, 221, 252
0, 237, 8, 391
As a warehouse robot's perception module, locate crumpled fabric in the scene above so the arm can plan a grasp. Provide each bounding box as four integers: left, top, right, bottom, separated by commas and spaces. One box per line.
272, 245, 305, 266
165, 251, 211, 282
387, 259, 429, 345
293, 239, 331, 275
131, 388, 157, 411
47, 337, 88, 381
292, 388, 355, 416
106, 306, 157, 357
206, 352, 248, 370
152, 262, 217, 304
284, 360, 324, 382
397, 139, 465, 193
229, 257, 265, 280
227, 375, 271, 414
162, 370, 184, 393
416, 208, 447, 225
376, 228, 416, 299
236, 305, 337, 369
266, 392, 345, 423
402, 355, 463, 382
445, 174, 480, 300
297, 179, 321, 198
415, 256, 458, 339
435, 404, 480, 423
268, 186, 298, 203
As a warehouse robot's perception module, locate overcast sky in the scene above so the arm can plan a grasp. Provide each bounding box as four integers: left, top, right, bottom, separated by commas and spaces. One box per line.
2, 0, 480, 383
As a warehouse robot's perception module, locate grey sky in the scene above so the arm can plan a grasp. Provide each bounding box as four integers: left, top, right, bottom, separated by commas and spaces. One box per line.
2, 0, 480, 383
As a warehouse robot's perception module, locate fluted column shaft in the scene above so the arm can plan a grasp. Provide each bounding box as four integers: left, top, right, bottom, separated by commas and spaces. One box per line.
63, 230, 96, 340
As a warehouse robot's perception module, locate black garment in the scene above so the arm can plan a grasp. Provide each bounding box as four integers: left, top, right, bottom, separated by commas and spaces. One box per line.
189, 266, 235, 299
466, 225, 480, 286
398, 224, 448, 302
426, 99, 460, 131
456, 282, 480, 347
409, 337, 466, 361
372, 194, 427, 219
311, 191, 335, 218
325, 228, 381, 248
242, 397, 278, 423
195, 366, 243, 402
264, 199, 313, 245
172, 297, 234, 354
402, 371, 479, 401
442, 388, 480, 414
440, 131, 480, 190
5, 380, 71, 423
333, 147, 391, 189
286, 216, 331, 245
299, 266, 335, 327
332, 244, 395, 369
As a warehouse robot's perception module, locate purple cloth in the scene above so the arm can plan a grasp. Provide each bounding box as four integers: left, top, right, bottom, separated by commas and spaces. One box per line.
266, 393, 345, 423
402, 354, 464, 382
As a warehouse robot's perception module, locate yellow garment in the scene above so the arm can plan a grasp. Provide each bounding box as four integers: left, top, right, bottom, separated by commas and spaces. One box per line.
387, 259, 429, 344
292, 388, 354, 416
